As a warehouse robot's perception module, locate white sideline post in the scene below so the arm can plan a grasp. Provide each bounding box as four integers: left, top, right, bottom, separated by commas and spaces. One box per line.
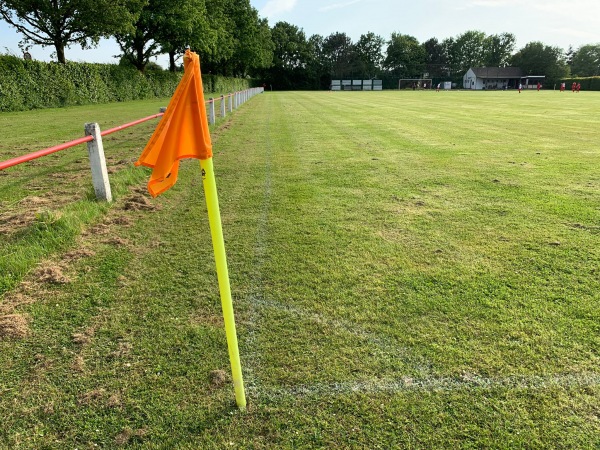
209, 98, 215, 125
84, 122, 112, 202
220, 95, 226, 118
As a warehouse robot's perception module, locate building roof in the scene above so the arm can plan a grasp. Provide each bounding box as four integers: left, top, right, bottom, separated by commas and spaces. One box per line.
470, 67, 523, 78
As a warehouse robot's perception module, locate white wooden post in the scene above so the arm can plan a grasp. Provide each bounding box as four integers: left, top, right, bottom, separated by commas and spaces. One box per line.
209, 98, 215, 125
228, 93, 233, 112
84, 122, 112, 202
220, 95, 226, 118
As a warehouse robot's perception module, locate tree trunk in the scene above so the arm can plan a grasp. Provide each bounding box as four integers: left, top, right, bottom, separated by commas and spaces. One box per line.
135, 39, 145, 72
55, 42, 66, 64
169, 51, 176, 72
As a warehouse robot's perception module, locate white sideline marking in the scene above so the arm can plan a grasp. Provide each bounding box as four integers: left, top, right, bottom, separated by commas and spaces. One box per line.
242, 101, 275, 392
248, 295, 433, 375
250, 372, 600, 399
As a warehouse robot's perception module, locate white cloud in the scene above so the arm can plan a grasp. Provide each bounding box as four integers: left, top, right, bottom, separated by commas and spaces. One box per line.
318, 0, 362, 13
260, 0, 298, 18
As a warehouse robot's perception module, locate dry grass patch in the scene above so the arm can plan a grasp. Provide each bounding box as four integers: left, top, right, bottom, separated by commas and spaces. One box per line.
115, 428, 148, 446
78, 388, 106, 405
0, 314, 29, 339
62, 248, 96, 262
35, 265, 71, 284
209, 369, 228, 388
123, 194, 157, 211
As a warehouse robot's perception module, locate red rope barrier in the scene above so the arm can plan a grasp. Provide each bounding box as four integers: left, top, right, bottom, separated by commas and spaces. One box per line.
0, 88, 257, 171
0, 113, 165, 171
0, 135, 94, 171
101, 113, 164, 137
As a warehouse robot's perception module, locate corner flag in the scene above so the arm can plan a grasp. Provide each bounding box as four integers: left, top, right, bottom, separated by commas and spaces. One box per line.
135, 50, 212, 197
136, 49, 246, 410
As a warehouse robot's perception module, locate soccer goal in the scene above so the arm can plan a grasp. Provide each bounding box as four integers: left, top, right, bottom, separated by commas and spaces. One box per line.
399, 79, 433, 90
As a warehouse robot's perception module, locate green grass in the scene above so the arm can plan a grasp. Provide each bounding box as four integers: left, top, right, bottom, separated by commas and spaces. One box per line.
0, 96, 233, 294
1, 90, 600, 448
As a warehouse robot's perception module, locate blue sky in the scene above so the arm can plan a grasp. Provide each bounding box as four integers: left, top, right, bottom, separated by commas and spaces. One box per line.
1, 0, 599, 66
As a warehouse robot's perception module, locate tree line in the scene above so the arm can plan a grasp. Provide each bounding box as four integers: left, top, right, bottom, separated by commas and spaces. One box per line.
1, 0, 599, 88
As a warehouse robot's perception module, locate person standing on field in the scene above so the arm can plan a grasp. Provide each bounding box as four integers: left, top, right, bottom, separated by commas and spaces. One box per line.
518, 83, 522, 93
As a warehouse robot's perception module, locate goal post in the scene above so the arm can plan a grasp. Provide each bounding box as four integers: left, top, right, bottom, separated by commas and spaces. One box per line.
399, 79, 433, 90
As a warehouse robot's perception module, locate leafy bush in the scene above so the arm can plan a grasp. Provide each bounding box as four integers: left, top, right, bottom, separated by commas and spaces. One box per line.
561, 76, 600, 91
0, 54, 254, 112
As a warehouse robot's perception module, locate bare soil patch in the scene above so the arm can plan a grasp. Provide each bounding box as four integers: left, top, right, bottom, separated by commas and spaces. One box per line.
123, 194, 157, 211
36, 265, 71, 284
0, 314, 29, 339
209, 369, 228, 388
115, 428, 148, 446
62, 248, 96, 262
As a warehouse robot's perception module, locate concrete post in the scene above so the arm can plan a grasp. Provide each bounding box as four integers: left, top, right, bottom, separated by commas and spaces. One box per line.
84, 122, 112, 202
220, 95, 226, 118
209, 98, 215, 125
229, 93, 233, 112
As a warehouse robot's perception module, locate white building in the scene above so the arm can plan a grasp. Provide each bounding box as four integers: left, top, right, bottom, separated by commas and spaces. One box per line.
463, 67, 524, 90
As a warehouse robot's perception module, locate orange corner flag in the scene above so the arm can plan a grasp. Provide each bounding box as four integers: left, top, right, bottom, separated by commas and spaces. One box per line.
135, 49, 212, 197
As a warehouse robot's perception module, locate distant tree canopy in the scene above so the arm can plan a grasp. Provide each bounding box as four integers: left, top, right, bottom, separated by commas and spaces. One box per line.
510, 41, 568, 86
0, 0, 144, 63
1, 4, 597, 87
571, 43, 600, 77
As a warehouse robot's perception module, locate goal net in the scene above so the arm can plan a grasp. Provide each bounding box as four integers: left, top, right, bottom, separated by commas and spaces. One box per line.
399, 79, 433, 90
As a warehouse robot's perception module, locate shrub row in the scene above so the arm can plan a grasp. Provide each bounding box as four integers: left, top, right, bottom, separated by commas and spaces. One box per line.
560, 76, 600, 91
0, 55, 252, 112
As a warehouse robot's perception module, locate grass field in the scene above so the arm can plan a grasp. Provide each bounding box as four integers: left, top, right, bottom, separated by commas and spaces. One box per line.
1, 90, 600, 448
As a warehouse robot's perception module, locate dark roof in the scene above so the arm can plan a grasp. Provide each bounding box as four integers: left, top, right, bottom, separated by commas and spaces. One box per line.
470, 67, 523, 78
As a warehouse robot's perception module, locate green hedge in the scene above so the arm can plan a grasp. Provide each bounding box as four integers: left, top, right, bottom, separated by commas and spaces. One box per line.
561, 76, 600, 91
0, 55, 252, 112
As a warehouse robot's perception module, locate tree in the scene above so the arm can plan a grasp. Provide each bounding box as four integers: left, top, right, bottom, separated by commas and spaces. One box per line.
483, 32, 516, 67
384, 33, 426, 79
264, 21, 313, 89
306, 34, 330, 89
115, 0, 164, 71
322, 32, 359, 79
422, 37, 447, 78
354, 32, 384, 79
156, 0, 213, 72
196, 0, 236, 74
452, 30, 487, 75
511, 41, 568, 86
0, 0, 143, 63
228, 0, 273, 77
571, 43, 600, 77
116, 0, 212, 72
441, 37, 457, 77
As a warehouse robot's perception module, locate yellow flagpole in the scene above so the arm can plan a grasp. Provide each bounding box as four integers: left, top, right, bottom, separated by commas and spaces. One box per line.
200, 157, 246, 410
